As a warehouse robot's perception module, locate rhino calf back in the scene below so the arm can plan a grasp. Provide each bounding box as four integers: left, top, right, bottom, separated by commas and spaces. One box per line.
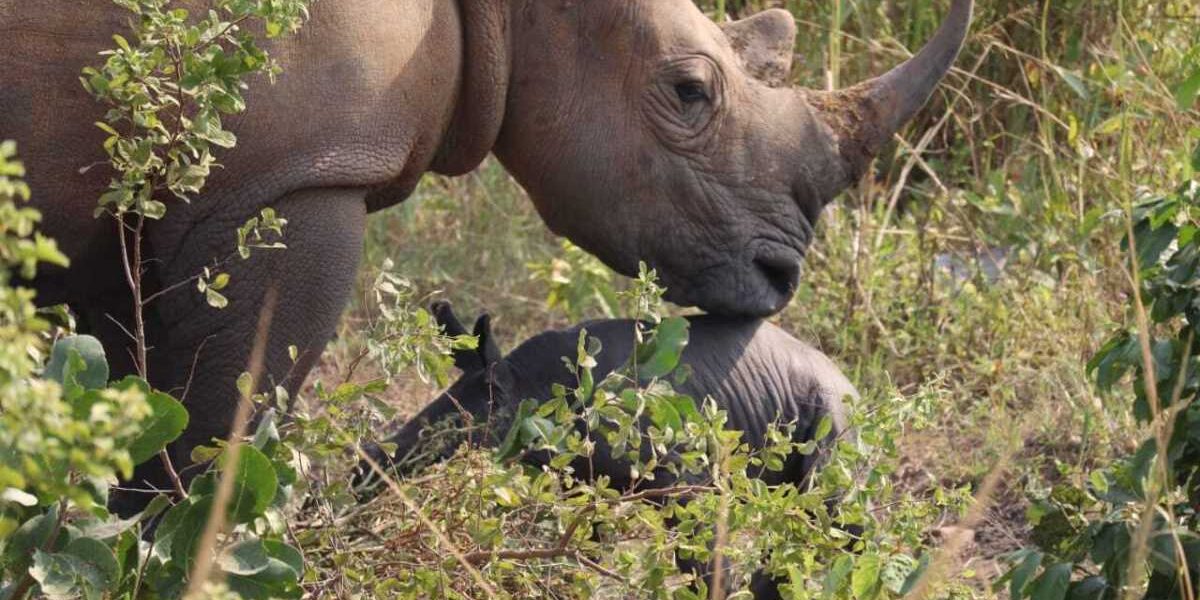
381, 313, 854, 490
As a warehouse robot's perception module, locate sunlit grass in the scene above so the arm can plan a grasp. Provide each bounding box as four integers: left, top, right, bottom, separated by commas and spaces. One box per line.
326, 0, 1200, 595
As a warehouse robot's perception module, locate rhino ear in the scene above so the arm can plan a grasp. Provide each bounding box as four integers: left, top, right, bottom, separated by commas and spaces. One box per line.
473, 314, 503, 367
432, 301, 490, 374
432, 301, 469, 337
722, 9, 797, 87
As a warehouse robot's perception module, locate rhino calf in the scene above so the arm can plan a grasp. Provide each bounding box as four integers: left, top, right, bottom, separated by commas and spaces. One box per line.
361, 303, 856, 599
370, 302, 854, 490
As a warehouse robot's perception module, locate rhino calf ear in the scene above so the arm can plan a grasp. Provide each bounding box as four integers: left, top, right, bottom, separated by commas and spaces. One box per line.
722, 9, 797, 87
432, 301, 490, 374
432, 301, 470, 337
473, 314, 503, 367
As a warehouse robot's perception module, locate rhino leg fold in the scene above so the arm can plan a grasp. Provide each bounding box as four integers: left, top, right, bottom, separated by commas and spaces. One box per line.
110, 188, 366, 515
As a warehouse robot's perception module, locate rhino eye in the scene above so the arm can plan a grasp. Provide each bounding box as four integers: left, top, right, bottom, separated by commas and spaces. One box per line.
674, 81, 708, 104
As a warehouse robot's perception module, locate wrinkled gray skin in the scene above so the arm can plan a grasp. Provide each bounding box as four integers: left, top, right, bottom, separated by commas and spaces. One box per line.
2, 0, 968, 507
366, 303, 855, 599
377, 303, 854, 487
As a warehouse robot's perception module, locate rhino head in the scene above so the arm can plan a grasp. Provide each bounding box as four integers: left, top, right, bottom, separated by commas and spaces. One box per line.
436, 0, 973, 317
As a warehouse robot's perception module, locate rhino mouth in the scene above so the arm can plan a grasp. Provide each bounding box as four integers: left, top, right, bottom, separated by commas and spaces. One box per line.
754, 254, 801, 300
742, 235, 804, 312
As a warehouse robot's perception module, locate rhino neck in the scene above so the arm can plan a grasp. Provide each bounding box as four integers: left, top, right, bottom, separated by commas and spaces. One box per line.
431, 0, 512, 176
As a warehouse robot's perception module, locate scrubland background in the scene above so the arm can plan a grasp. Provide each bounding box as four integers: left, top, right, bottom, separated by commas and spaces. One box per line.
303, 0, 1200, 592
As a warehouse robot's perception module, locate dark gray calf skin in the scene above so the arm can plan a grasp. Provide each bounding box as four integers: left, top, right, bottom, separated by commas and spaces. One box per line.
364, 303, 857, 599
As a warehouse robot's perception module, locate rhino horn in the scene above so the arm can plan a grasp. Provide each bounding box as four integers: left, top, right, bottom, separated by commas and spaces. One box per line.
811, 0, 973, 183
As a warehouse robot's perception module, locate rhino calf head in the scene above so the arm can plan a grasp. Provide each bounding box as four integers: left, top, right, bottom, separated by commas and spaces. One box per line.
489, 0, 972, 316
364, 302, 855, 493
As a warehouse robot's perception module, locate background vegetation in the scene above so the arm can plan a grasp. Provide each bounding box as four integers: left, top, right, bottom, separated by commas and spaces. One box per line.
328, 0, 1200, 595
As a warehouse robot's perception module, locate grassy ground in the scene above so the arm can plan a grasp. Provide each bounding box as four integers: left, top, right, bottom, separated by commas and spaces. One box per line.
306, 0, 1199, 595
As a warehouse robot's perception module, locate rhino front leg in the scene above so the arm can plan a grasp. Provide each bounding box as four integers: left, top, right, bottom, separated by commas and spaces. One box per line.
113, 188, 366, 514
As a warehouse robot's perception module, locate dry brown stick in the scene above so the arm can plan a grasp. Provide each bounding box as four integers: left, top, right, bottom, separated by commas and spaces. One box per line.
355, 448, 498, 600
462, 507, 591, 565
160, 448, 188, 499
709, 446, 730, 600
614, 484, 716, 504
184, 286, 277, 598
1119, 202, 1196, 600
908, 433, 1020, 600
114, 209, 189, 500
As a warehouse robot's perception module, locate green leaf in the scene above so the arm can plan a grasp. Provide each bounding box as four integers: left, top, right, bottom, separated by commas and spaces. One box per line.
634, 317, 690, 379
822, 554, 854, 598
2, 506, 61, 578
226, 556, 302, 599
1009, 550, 1044, 598
116, 377, 188, 465
900, 553, 932, 595
1174, 68, 1200, 111
252, 410, 280, 454
206, 287, 229, 309
210, 272, 231, 291
62, 537, 119, 591
851, 554, 882, 599
1031, 563, 1071, 600
237, 372, 255, 398
262, 540, 303, 575
496, 399, 538, 462
521, 415, 558, 448
46, 335, 108, 391
1088, 333, 1139, 390
140, 199, 167, 219
222, 539, 303, 599
30, 538, 119, 599
219, 538, 271, 576
111, 34, 131, 53
1128, 216, 1178, 272
649, 396, 684, 432
1068, 576, 1109, 600
1054, 66, 1090, 101
814, 415, 834, 441
880, 555, 918, 594
30, 551, 87, 599
223, 445, 279, 524
79, 494, 169, 540
667, 394, 699, 424
201, 127, 237, 149
165, 496, 214, 571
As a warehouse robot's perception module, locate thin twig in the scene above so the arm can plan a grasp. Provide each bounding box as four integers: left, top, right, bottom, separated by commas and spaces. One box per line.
462, 507, 591, 565
160, 448, 188, 499
180, 335, 213, 404
1118, 177, 1191, 600
355, 448, 499, 599
709, 442, 730, 600
614, 484, 717, 504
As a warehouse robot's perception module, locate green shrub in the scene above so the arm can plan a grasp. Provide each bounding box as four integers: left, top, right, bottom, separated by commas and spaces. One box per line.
1000, 152, 1200, 600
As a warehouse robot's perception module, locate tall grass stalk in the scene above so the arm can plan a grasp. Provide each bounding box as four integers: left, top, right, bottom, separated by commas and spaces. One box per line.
186, 288, 277, 597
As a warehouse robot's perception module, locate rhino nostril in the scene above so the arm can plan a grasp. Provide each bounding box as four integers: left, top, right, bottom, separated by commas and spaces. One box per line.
754, 255, 800, 299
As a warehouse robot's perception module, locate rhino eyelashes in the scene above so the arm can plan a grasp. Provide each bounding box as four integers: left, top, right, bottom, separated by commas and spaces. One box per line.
674, 81, 708, 104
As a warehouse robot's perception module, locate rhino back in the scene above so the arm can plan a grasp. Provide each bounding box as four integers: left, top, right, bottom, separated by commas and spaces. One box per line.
1, 0, 461, 295
680, 317, 854, 446
503, 316, 853, 445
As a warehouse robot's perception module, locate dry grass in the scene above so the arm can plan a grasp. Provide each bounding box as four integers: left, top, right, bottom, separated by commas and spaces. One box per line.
303, 0, 1200, 596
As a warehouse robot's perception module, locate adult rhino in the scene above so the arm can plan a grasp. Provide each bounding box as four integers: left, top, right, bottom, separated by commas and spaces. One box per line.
2, 0, 971, 500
